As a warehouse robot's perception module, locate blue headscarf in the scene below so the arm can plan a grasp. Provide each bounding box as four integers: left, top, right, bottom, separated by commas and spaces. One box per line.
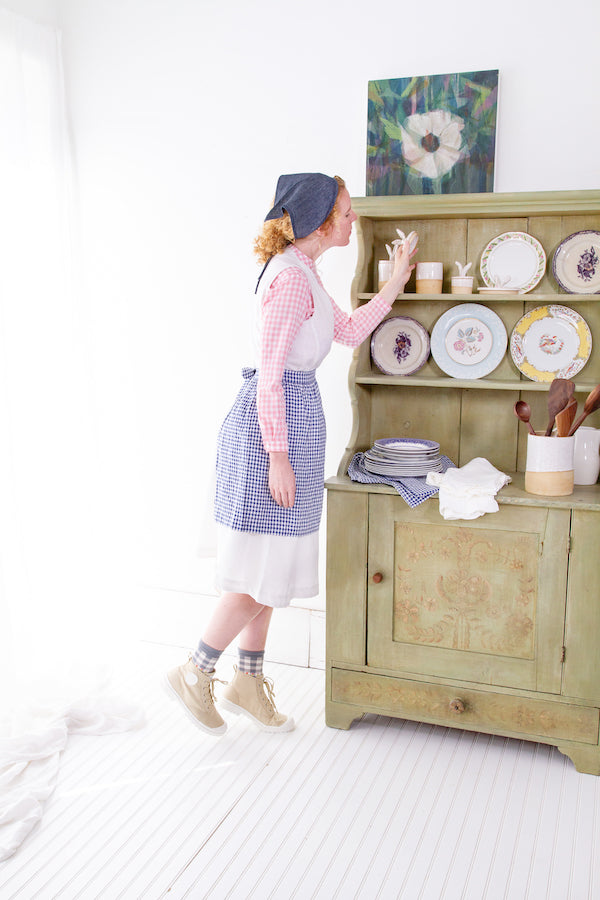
264, 173, 339, 239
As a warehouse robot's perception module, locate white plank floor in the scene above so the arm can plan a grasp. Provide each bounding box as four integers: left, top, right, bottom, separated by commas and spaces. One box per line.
2, 641, 600, 899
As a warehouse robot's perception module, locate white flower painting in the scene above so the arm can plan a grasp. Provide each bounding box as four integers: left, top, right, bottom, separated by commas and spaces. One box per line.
367, 70, 498, 195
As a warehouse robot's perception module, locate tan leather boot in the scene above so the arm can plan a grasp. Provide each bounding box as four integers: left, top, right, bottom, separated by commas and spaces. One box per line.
220, 666, 295, 732
165, 659, 227, 735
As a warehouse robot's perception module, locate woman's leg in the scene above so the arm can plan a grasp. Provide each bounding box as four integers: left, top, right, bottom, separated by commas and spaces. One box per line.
199, 596, 273, 676
219, 602, 293, 732
201, 592, 269, 650
234, 605, 273, 676
166, 591, 271, 735
237, 605, 273, 651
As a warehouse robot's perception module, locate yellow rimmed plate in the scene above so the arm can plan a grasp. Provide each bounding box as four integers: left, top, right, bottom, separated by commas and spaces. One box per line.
509, 305, 592, 382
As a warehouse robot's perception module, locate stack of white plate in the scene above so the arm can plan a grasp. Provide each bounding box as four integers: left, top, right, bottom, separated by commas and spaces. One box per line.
364, 438, 442, 477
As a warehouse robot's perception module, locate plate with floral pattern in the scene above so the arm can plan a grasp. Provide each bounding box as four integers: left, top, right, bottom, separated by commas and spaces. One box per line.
480, 232, 546, 292
371, 315, 430, 375
552, 230, 600, 293
430, 303, 507, 379
510, 305, 592, 381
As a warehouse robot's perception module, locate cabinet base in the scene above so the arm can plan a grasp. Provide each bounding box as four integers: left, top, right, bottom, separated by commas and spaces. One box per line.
326, 689, 600, 776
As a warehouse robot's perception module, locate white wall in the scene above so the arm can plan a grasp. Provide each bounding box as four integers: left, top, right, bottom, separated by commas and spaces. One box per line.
2, 0, 56, 21
42, 0, 600, 656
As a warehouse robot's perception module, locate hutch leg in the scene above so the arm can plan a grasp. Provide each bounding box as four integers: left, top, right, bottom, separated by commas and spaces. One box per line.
325, 699, 363, 730
557, 745, 600, 776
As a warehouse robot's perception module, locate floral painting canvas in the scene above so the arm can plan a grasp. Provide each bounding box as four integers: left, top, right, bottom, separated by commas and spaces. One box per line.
366, 70, 499, 195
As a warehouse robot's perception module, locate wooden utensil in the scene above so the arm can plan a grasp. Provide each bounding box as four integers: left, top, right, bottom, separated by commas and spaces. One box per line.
568, 384, 600, 436
545, 378, 576, 435
514, 399, 536, 435
555, 397, 577, 437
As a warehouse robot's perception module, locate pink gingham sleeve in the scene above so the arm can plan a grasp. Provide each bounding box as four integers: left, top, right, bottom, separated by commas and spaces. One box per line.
257, 267, 313, 452
331, 293, 392, 347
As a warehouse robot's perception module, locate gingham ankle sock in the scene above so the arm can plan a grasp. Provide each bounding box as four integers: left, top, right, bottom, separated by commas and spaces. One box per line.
238, 648, 264, 677
192, 640, 223, 673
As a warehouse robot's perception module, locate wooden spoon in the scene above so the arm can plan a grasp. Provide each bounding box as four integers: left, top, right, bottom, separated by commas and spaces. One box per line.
545, 378, 576, 436
555, 397, 577, 437
514, 399, 536, 435
568, 384, 600, 436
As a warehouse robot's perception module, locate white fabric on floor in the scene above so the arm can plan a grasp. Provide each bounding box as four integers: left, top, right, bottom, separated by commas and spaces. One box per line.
0, 690, 145, 861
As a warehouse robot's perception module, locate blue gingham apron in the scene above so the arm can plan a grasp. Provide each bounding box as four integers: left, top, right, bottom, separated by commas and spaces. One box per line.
214, 367, 326, 536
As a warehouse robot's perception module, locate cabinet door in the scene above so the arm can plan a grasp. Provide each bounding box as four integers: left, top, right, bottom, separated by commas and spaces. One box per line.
367, 495, 570, 694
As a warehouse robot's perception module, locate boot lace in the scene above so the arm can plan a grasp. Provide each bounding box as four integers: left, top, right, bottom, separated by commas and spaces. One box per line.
206, 674, 227, 701
259, 675, 279, 713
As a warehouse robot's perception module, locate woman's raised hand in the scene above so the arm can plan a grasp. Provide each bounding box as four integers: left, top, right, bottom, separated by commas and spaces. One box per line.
391, 239, 416, 292
377, 240, 416, 304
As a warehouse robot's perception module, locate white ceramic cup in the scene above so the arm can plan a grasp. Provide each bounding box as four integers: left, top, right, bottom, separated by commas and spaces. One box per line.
417, 262, 443, 280
416, 261, 443, 294
378, 260, 393, 289
525, 433, 575, 496
451, 275, 474, 295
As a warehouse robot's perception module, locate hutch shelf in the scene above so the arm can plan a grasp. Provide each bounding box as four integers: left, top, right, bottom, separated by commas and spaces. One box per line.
325, 190, 600, 774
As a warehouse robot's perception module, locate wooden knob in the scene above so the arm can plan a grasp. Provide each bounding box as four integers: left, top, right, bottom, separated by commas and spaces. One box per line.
449, 699, 465, 714
372, 572, 383, 583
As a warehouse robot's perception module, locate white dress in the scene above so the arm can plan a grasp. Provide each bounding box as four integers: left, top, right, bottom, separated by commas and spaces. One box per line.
215, 248, 335, 608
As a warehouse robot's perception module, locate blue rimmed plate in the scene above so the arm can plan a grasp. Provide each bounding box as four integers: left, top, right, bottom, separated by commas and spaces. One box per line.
430, 303, 507, 379
374, 437, 440, 453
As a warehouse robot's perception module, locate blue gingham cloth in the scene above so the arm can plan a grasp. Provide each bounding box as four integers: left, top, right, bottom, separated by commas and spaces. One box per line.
348, 452, 456, 508
214, 368, 325, 536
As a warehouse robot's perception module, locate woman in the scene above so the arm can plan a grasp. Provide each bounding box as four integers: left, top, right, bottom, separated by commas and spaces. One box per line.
167, 173, 415, 735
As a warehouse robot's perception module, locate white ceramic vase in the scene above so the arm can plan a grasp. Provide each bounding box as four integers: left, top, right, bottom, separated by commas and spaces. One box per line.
573, 427, 600, 485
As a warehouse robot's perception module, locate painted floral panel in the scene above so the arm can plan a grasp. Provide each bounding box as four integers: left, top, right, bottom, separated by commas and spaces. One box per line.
392, 522, 537, 659
367, 70, 498, 196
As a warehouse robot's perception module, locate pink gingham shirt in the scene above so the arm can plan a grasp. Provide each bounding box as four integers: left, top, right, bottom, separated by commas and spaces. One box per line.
257, 246, 391, 452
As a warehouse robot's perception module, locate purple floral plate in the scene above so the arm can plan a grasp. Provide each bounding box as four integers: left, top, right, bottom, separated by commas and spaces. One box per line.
371, 315, 430, 376
552, 230, 600, 294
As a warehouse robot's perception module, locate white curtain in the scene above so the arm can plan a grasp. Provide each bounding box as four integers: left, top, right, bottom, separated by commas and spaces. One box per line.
0, 8, 108, 702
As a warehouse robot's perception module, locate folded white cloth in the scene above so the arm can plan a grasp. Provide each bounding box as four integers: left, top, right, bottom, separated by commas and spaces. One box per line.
0, 695, 145, 861
426, 457, 511, 520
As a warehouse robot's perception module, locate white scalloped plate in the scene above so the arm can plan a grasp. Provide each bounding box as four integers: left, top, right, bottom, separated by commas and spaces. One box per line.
480, 231, 546, 292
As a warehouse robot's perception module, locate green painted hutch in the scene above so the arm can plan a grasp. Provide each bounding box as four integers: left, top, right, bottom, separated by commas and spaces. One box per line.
325, 190, 600, 774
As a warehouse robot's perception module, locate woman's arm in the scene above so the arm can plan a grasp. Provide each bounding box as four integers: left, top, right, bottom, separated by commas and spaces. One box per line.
333, 241, 415, 347
257, 267, 313, 507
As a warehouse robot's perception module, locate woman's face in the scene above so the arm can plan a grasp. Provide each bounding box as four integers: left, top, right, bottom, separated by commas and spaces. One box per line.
328, 188, 357, 247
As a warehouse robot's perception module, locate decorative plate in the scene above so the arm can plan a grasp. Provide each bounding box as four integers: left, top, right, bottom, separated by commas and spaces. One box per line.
510, 305, 592, 382
371, 316, 430, 376
364, 460, 443, 477
430, 304, 508, 379
480, 232, 546, 292
373, 438, 440, 453
552, 230, 600, 293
